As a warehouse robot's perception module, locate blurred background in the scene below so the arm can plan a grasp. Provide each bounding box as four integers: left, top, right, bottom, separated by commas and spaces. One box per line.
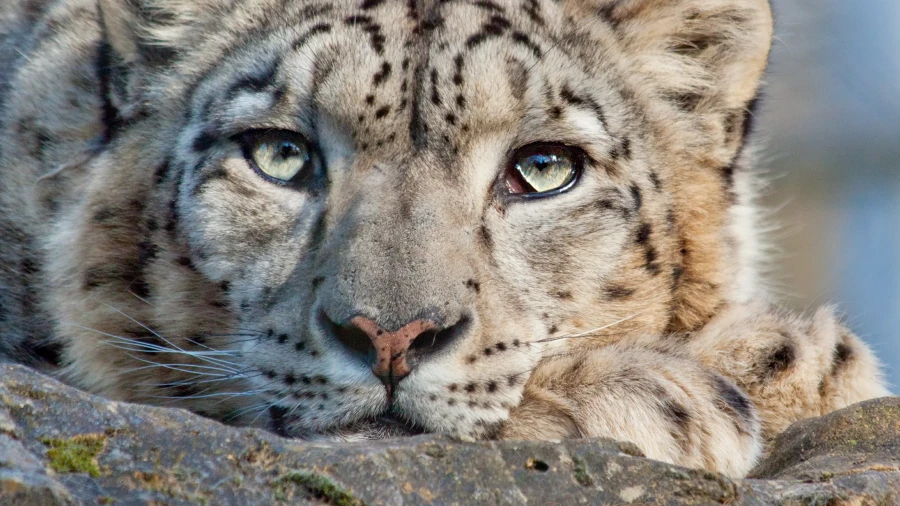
761, 1, 900, 390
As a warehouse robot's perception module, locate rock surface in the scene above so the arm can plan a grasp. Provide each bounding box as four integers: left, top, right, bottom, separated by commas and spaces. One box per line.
1, 363, 898, 505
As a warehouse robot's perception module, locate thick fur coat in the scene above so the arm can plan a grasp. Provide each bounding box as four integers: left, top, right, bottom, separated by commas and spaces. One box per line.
0, 0, 889, 478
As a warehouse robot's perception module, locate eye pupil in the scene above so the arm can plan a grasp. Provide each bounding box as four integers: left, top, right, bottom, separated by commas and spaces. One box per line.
279, 142, 298, 159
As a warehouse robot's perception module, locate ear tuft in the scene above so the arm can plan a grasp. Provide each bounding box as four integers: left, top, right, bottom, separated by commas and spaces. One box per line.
602, 0, 773, 112
98, 0, 215, 65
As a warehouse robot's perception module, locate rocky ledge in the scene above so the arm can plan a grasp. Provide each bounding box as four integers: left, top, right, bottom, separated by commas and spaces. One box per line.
1, 363, 898, 505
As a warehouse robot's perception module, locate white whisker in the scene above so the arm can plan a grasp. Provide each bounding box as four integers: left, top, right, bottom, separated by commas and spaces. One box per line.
532, 311, 647, 344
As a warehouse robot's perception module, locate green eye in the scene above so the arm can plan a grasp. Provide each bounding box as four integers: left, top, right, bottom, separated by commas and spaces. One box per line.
243, 131, 312, 183
505, 143, 583, 195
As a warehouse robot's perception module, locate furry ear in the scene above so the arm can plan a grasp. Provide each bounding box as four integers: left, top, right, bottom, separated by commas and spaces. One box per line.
98, 0, 222, 65
598, 0, 773, 113
588, 1, 773, 333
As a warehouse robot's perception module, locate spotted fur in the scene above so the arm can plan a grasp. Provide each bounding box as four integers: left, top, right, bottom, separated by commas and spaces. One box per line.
0, 0, 889, 478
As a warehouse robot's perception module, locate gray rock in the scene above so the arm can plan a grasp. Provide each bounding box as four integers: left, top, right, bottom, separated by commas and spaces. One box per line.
1, 363, 898, 505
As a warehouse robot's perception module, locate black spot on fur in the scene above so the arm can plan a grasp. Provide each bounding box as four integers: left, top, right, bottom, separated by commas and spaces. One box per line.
95, 40, 121, 143
522, 0, 544, 25
430, 68, 442, 105
559, 85, 584, 106
192, 132, 216, 153
662, 398, 692, 451
596, 5, 622, 29
360, 0, 385, 9
645, 247, 661, 275
765, 342, 796, 377
293, 23, 332, 49
465, 279, 480, 293
636, 223, 652, 244
154, 161, 171, 186
28, 338, 64, 367
227, 61, 279, 98
722, 164, 736, 195
345, 14, 374, 25
479, 224, 493, 250
713, 376, 754, 430
553, 291, 573, 300
510, 31, 541, 58
834, 342, 854, 371
173, 257, 194, 271
344, 16, 386, 54
619, 137, 632, 160
630, 184, 643, 210
473, 0, 503, 12
452, 55, 464, 86
649, 170, 662, 191
372, 62, 392, 86
465, 16, 509, 49
268, 405, 289, 436
604, 285, 635, 299
420, 16, 444, 32
672, 266, 684, 286
672, 92, 703, 112
374, 105, 391, 119
82, 266, 123, 290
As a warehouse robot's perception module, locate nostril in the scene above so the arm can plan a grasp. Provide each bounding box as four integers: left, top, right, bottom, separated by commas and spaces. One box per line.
319, 311, 472, 384
318, 311, 374, 363
409, 314, 470, 360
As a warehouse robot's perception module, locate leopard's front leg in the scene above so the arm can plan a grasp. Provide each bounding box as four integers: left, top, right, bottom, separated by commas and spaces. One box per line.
498, 345, 763, 478
683, 303, 891, 442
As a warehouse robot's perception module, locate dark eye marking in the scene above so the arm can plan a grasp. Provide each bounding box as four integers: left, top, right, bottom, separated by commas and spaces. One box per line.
559, 85, 607, 128
227, 63, 279, 99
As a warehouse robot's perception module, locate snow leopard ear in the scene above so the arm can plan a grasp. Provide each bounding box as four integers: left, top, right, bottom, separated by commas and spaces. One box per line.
597, 0, 773, 112
98, 0, 223, 66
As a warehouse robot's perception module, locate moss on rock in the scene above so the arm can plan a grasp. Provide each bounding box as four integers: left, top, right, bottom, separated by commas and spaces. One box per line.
41, 434, 106, 477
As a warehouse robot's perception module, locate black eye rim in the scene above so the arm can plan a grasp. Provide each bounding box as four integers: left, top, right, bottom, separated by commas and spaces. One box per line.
234, 129, 319, 186
502, 142, 586, 200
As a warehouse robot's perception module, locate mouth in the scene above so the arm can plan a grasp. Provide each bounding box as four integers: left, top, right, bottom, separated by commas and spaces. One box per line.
268, 405, 427, 440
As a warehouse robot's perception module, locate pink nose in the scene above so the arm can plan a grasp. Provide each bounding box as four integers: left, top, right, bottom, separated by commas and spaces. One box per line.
349, 317, 437, 382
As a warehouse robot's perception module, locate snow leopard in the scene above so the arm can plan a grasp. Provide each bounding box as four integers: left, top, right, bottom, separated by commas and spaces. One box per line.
0, 0, 889, 478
